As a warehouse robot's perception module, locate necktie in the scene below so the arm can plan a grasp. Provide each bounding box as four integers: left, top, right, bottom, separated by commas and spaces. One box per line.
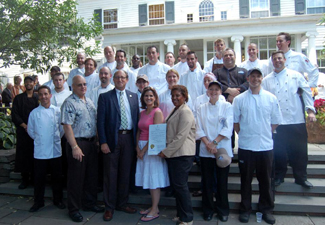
120, 91, 128, 129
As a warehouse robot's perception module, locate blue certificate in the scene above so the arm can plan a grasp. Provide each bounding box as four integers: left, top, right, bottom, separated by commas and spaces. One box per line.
148, 124, 167, 155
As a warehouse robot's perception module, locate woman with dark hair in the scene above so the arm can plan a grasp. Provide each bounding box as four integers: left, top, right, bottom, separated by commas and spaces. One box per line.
135, 86, 169, 222
159, 85, 196, 225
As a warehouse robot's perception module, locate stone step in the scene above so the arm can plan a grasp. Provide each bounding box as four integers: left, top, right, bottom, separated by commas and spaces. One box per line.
188, 175, 325, 195
0, 181, 324, 215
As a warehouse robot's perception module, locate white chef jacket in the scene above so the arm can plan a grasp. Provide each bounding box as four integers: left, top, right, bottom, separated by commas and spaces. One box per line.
27, 105, 63, 159
89, 83, 115, 109
51, 89, 72, 108
173, 61, 202, 76
268, 49, 319, 87
262, 68, 315, 125
130, 67, 141, 75
98, 61, 116, 72
43, 79, 70, 92
196, 100, 233, 158
204, 56, 223, 73
111, 67, 137, 93
193, 93, 226, 118
233, 88, 282, 151
138, 61, 170, 95
239, 58, 269, 77
67, 67, 85, 87
84, 72, 100, 95
179, 67, 205, 105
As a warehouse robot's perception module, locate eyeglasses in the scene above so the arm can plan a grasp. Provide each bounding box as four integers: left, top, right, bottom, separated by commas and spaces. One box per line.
77, 83, 87, 87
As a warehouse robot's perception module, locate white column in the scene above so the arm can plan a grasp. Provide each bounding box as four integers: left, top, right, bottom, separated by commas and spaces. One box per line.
295, 34, 302, 53
231, 35, 244, 65
159, 41, 165, 62
164, 39, 176, 54
306, 31, 318, 65
203, 39, 207, 65
244, 36, 250, 61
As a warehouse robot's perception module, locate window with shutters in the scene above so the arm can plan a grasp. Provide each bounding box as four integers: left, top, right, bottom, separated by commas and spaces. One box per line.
103, 9, 118, 29
307, 0, 325, 14
199, 0, 214, 22
251, 0, 269, 18
187, 14, 193, 23
149, 4, 165, 25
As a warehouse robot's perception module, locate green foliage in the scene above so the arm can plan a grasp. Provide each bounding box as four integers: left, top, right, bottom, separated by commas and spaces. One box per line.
0, 112, 16, 149
0, 0, 103, 73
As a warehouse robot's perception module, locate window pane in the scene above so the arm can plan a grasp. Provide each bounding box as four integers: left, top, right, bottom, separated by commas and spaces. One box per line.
259, 37, 267, 49
268, 37, 276, 49
259, 50, 267, 59
199, 0, 214, 22
207, 41, 214, 53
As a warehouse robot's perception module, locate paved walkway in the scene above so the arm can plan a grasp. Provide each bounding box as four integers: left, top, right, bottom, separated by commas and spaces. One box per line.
0, 195, 323, 225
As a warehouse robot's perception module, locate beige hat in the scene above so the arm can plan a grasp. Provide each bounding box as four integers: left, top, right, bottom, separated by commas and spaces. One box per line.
215, 148, 232, 168
137, 74, 149, 82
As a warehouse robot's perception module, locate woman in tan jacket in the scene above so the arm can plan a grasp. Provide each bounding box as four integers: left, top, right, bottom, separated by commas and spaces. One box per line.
159, 85, 195, 225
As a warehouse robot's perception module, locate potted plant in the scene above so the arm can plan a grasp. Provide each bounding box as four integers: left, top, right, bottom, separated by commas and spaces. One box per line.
0, 112, 16, 149
306, 98, 325, 143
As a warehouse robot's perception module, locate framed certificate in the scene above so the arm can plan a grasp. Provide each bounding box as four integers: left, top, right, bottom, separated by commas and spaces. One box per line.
148, 124, 167, 155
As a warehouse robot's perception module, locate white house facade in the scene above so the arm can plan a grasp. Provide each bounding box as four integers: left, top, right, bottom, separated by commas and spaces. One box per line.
77, 0, 325, 72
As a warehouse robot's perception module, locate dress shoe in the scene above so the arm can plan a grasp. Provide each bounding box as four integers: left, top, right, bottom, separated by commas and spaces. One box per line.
274, 178, 284, 187
83, 205, 104, 212
218, 215, 228, 222
203, 213, 213, 221
29, 203, 44, 212
192, 190, 202, 197
69, 211, 83, 222
18, 181, 29, 189
295, 180, 313, 189
262, 213, 276, 224
239, 213, 250, 223
116, 206, 137, 214
53, 201, 66, 209
103, 210, 113, 221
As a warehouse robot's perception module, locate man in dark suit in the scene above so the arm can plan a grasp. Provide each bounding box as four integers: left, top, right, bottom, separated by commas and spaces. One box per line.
2, 83, 13, 106
97, 70, 139, 221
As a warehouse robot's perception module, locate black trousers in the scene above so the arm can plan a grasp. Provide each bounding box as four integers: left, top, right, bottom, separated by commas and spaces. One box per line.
200, 157, 230, 216
166, 156, 194, 223
61, 136, 68, 186
238, 148, 274, 214
273, 124, 308, 183
103, 133, 135, 211
34, 157, 63, 205
67, 139, 98, 213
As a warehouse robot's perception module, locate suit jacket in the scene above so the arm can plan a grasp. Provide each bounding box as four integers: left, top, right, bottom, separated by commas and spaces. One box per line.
97, 88, 139, 152
162, 103, 196, 158
1, 88, 12, 106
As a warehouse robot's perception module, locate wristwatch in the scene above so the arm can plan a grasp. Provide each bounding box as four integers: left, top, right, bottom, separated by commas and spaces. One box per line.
213, 140, 218, 145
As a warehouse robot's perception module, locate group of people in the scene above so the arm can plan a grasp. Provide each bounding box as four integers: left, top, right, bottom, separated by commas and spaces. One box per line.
10, 31, 319, 225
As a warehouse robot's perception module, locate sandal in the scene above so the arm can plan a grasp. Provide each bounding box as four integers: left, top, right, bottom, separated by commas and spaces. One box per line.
139, 208, 159, 215
140, 214, 159, 222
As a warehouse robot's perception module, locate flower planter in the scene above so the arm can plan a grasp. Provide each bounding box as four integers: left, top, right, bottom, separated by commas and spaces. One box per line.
306, 120, 325, 144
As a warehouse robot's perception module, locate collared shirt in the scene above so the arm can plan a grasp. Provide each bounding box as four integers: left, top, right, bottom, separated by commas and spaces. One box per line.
98, 61, 129, 72
67, 67, 85, 87
262, 68, 315, 125
179, 67, 205, 105
213, 65, 249, 99
84, 72, 100, 95
51, 89, 72, 108
193, 93, 226, 118
137, 90, 144, 112
138, 61, 170, 95
89, 83, 115, 109
27, 105, 63, 159
130, 67, 141, 75
204, 56, 223, 73
196, 100, 234, 158
61, 94, 97, 138
233, 88, 282, 151
158, 89, 193, 120
239, 58, 269, 77
268, 49, 319, 87
115, 89, 133, 130
111, 67, 137, 93
173, 61, 201, 76
43, 79, 70, 92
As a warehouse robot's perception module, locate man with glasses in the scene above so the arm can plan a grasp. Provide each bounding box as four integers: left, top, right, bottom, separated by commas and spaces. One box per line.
130, 54, 142, 75
98, 70, 139, 221
61, 75, 103, 222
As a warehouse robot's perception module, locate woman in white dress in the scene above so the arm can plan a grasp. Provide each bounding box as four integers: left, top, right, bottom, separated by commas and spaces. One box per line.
135, 87, 169, 222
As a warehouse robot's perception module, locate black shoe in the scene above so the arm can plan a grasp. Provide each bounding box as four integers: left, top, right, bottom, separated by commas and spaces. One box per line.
69, 212, 83, 222
295, 180, 313, 189
54, 201, 66, 209
18, 181, 29, 189
83, 205, 104, 213
274, 178, 284, 187
29, 203, 44, 212
218, 215, 228, 222
203, 213, 213, 221
239, 213, 250, 223
262, 214, 276, 224
165, 190, 175, 197
192, 190, 202, 197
